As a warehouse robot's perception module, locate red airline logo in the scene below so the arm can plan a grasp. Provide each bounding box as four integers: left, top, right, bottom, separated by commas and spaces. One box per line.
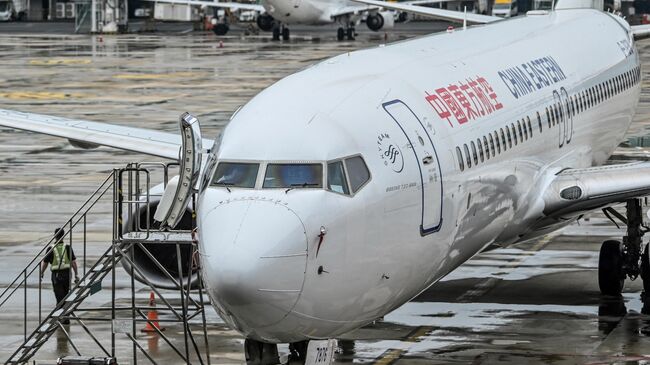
425, 76, 503, 127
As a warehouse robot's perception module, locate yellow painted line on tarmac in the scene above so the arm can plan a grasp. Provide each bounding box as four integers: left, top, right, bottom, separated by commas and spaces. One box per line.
113, 71, 199, 80
0, 91, 86, 100
374, 349, 405, 365
29, 59, 92, 65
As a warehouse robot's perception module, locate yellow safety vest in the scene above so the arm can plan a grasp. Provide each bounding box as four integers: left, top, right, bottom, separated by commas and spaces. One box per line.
51, 243, 70, 271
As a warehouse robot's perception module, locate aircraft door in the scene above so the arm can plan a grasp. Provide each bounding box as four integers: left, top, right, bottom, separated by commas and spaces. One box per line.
553, 90, 565, 148
383, 100, 443, 236
560, 87, 573, 144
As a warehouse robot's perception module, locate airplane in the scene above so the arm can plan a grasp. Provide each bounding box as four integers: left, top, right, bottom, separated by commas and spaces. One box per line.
148, 0, 439, 40
3, 0, 650, 363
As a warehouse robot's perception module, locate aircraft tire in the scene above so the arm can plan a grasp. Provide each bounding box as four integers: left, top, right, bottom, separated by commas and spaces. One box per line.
282, 27, 290, 41
337, 27, 345, 41
346, 27, 355, 41
272, 26, 280, 41
244, 338, 279, 365
212, 23, 229, 36
599, 240, 625, 296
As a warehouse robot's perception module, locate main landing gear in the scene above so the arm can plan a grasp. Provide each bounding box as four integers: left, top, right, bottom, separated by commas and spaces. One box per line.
244, 339, 310, 365
600, 198, 650, 296
337, 23, 355, 41
272, 23, 290, 41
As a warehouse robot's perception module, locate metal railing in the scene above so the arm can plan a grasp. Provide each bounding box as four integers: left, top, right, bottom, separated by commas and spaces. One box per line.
2, 163, 211, 365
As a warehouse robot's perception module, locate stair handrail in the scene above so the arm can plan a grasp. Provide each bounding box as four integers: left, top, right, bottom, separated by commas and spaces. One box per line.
0, 171, 115, 309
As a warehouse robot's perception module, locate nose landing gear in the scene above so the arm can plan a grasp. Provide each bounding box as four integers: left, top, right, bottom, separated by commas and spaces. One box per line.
244, 339, 279, 365
600, 198, 650, 296
272, 23, 290, 41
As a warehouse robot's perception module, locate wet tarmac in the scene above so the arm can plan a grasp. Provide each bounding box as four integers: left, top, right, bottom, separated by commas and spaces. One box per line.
1, 22, 650, 365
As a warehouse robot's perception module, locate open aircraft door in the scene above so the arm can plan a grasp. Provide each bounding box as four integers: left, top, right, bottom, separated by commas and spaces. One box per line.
383, 100, 443, 236
154, 113, 203, 229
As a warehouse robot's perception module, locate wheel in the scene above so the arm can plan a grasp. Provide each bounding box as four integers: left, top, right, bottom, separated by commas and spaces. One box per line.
337, 27, 345, 41
282, 27, 290, 41
288, 340, 308, 363
244, 339, 279, 365
641, 243, 650, 296
346, 27, 355, 40
212, 23, 229, 36
599, 240, 625, 296
272, 25, 280, 41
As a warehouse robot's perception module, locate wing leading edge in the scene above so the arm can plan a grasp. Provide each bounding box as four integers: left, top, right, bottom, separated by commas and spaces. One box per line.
351, 0, 501, 24
0, 109, 214, 160
543, 162, 650, 219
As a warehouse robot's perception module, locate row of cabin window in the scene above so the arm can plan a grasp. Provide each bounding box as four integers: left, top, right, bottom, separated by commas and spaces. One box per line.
454, 66, 641, 172
550, 66, 641, 126
455, 115, 539, 171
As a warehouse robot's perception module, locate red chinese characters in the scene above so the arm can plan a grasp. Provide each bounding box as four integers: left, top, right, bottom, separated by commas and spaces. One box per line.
425, 76, 503, 127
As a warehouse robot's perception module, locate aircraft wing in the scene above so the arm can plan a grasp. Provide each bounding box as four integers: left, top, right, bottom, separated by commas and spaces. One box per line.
542, 162, 650, 219
329, 0, 449, 18
147, 0, 265, 12
0, 109, 214, 160
351, 0, 501, 24
631, 25, 650, 41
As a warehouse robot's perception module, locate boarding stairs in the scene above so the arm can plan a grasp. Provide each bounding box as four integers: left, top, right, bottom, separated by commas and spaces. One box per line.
0, 163, 211, 365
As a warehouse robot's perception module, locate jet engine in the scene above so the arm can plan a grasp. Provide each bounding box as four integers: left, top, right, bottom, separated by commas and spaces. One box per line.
120, 183, 199, 290
256, 13, 275, 32
366, 11, 395, 31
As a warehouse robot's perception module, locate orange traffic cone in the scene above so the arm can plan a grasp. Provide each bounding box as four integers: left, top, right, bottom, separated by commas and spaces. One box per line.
142, 291, 165, 332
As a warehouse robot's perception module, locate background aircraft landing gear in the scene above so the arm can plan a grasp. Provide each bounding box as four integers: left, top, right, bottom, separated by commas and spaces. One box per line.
244, 338, 279, 365
337, 25, 355, 41
272, 24, 290, 41
600, 198, 649, 296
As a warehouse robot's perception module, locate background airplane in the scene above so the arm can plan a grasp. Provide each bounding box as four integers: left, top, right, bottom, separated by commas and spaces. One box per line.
149, 0, 441, 40
4, 0, 650, 364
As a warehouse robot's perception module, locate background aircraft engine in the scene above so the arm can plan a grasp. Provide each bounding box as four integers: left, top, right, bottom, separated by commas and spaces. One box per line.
366, 11, 394, 31
256, 13, 275, 31
120, 195, 199, 290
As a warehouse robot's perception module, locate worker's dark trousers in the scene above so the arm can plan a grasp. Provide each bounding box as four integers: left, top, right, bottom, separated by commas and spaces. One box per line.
51, 269, 70, 305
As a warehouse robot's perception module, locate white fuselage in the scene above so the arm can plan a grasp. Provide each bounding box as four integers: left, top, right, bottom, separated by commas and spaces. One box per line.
263, 0, 358, 24
197, 9, 641, 343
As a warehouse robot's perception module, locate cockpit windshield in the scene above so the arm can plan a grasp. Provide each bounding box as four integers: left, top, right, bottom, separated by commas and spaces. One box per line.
263, 164, 323, 189
211, 162, 259, 188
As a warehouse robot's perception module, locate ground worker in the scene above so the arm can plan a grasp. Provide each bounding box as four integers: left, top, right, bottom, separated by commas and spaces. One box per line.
40, 228, 79, 316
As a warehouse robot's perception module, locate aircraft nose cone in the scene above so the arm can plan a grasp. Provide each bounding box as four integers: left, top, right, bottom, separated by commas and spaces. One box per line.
200, 200, 308, 331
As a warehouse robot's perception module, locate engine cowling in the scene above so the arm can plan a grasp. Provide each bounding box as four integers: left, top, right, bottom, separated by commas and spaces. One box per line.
121, 184, 199, 289
366, 11, 395, 31
256, 13, 275, 32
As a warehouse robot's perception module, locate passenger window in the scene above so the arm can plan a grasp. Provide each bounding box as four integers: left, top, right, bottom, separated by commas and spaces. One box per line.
527, 116, 533, 138
483, 136, 490, 160
488, 134, 495, 156
212, 162, 259, 188
537, 112, 542, 133
456, 147, 464, 171
464, 144, 472, 168
506, 127, 513, 148
264, 163, 323, 188
477, 138, 484, 162
545, 107, 551, 128
494, 131, 501, 153
471, 141, 478, 165
520, 120, 527, 140
344, 156, 370, 193
327, 161, 349, 195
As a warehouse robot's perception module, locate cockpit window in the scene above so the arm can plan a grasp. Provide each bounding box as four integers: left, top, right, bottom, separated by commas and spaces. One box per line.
344, 156, 370, 193
211, 162, 259, 188
327, 161, 349, 195
263, 163, 323, 188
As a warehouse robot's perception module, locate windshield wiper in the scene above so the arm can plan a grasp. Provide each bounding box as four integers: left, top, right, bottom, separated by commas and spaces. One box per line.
217, 182, 234, 192
285, 183, 319, 194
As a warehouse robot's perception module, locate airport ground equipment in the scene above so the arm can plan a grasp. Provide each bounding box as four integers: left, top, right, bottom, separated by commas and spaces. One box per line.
600, 198, 650, 296
0, 163, 211, 365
